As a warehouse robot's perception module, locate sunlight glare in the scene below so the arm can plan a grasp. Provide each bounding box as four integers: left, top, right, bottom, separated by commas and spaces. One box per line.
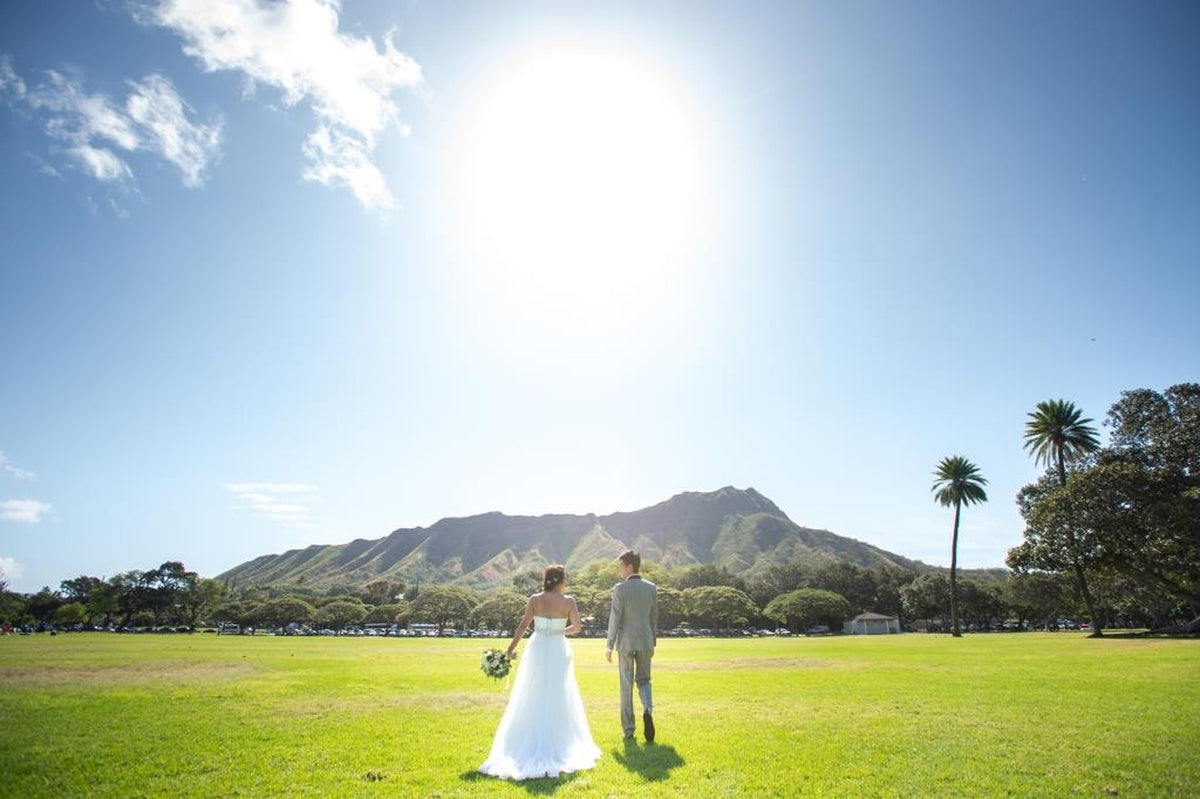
462, 48, 699, 311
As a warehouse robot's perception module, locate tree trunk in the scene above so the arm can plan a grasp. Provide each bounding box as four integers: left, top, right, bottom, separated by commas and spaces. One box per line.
1057, 451, 1103, 637
950, 502, 961, 638
1069, 557, 1103, 637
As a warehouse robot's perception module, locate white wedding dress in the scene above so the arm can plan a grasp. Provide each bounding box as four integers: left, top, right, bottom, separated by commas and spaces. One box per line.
479, 616, 602, 780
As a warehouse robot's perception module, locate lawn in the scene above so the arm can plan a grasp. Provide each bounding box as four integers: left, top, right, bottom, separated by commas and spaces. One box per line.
1, 632, 1197, 797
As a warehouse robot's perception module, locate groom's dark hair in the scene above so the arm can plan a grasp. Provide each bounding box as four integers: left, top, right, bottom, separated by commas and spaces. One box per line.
618, 549, 641, 573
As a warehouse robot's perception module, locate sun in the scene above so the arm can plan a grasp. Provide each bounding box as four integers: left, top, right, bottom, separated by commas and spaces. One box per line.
458, 46, 700, 311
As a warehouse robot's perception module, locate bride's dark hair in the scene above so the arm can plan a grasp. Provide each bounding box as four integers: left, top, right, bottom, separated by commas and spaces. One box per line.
543, 564, 566, 592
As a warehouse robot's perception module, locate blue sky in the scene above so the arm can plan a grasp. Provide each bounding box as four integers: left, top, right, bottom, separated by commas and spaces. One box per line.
2, 1, 1197, 593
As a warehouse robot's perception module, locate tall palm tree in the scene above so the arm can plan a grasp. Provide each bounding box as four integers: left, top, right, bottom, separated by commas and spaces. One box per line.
931, 455, 988, 638
1023, 398, 1103, 636
1024, 399, 1101, 486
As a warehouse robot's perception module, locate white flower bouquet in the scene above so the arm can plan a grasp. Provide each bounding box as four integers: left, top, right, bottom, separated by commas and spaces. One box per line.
480, 649, 514, 680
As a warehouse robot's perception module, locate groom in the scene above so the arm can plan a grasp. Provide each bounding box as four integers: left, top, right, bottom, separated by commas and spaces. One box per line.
606, 549, 658, 743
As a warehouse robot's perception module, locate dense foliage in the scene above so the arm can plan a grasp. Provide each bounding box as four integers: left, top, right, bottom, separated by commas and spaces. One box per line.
1010, 384, 1200, 632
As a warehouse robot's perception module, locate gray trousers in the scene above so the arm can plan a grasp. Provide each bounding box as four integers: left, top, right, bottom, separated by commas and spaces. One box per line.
618, 649, 653, 736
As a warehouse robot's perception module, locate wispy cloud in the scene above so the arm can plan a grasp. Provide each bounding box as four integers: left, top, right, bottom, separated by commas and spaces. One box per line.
0, 452, 35, 481
0, 499, 54, 524
126, 74, 223, 187
0, 54, 26, 100
0, 556, 24, 581
1, 54, 222, 189
143, 0, 422, 212
224, 482, 319, 526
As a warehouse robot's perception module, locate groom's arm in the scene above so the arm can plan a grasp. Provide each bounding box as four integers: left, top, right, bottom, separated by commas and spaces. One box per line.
650, 589, 658, 648
605, 585, 621, 662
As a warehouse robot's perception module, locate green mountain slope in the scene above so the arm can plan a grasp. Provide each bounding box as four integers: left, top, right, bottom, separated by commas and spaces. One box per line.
218, 486, 936, 589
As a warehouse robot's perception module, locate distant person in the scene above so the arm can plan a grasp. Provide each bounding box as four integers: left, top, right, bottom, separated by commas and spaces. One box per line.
606, 549, 659, 742
479, 564, 601, 780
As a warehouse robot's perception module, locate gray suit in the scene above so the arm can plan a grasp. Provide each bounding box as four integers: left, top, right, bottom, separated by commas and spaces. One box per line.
606, 576, 658, 737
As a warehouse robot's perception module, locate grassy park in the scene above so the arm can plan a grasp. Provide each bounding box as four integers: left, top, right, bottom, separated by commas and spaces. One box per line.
1, 633, 1197, 797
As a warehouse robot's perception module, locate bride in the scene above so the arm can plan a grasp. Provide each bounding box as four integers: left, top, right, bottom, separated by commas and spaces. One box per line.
479, 564, 602, 780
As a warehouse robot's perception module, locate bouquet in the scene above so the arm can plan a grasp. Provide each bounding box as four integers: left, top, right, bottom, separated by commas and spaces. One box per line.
480, 649, 514, 680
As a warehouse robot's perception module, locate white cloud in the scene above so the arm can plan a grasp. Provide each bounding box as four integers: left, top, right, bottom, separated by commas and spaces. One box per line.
146, 0, 422, 211
301, 123, 391, 210
0, 499, 53, 524
0, 556, 24, 581
126, 74, 223, 187
224, 482, 319, 525
67, 142, 134, 183
0, 54, 26, 100
2, 54, 222, 189
0, 452, 35, 481
31, 70, 141, 157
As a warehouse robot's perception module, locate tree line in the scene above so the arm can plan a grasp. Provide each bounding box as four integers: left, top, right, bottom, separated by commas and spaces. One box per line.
3, 383, 1193, 636
0, 554, 1159, 637
933, 382, 1198, 637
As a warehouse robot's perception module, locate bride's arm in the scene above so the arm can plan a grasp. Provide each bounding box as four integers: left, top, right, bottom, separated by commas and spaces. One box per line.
507, 597, 535, 657
564, 596, 583, 636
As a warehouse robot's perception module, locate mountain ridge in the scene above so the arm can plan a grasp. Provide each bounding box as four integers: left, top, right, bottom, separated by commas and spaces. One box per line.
218, 486, 937, 588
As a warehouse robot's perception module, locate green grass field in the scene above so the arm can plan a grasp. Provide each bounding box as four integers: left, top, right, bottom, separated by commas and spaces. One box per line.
1, 632, 1197, 797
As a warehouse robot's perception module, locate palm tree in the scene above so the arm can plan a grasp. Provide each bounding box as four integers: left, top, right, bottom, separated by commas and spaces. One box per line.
1023, 398, 1103, 636
931, 455, 988, 637
1024, 399, 1101, 486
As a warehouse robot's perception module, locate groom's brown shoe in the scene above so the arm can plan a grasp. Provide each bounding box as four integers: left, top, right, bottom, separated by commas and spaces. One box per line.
643, 711, 655, 743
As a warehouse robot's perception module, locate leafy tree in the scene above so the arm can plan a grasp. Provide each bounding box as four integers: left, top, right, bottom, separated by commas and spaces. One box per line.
364, 602, 411, 626
214, 599, 267, 633
86, 581, 120, 626
25, 587, 62, 623
682, 586, 759, 629
807, 561, 877, 614
746, 562, 810, 607
1056, 462, 1197, 606
1099, 384, 1200, 627
410, 586, 478, 632
362, 579, 405, 607
956, 581, 1005, 631
901, 573, 950, 631
931, 455, 989, 637
764, 588, 853, 632
262, 597, 315, 627
571, 559, 666, 591
138, 562, 194, 624
109, 570, 153, 626
179, 578, 225, 627
0, 589, 24, 625
673, 564, 748, 593
59, 575, 106, 605
316, 600, 368, 630
510, 569, 543, 595
873, 566, 917, 621
572, 586, 609, 629
655, 586, 686, 629
54, 602, 88, 626
469, 593, 527, 630
1002, 572, 1073, 630
1023, 398, 1103, 635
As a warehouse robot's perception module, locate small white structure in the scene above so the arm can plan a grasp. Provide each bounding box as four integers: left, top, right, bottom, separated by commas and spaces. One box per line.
844, 612, 901, 635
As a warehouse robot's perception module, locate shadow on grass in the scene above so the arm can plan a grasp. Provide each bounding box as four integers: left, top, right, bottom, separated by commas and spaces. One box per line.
459, 769, 581, 795
1103, 631, 1200, 639
611, 738, 684, 782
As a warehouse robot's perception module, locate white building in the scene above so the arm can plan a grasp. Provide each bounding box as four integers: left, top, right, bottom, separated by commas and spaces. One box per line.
844, 612, 901, 635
